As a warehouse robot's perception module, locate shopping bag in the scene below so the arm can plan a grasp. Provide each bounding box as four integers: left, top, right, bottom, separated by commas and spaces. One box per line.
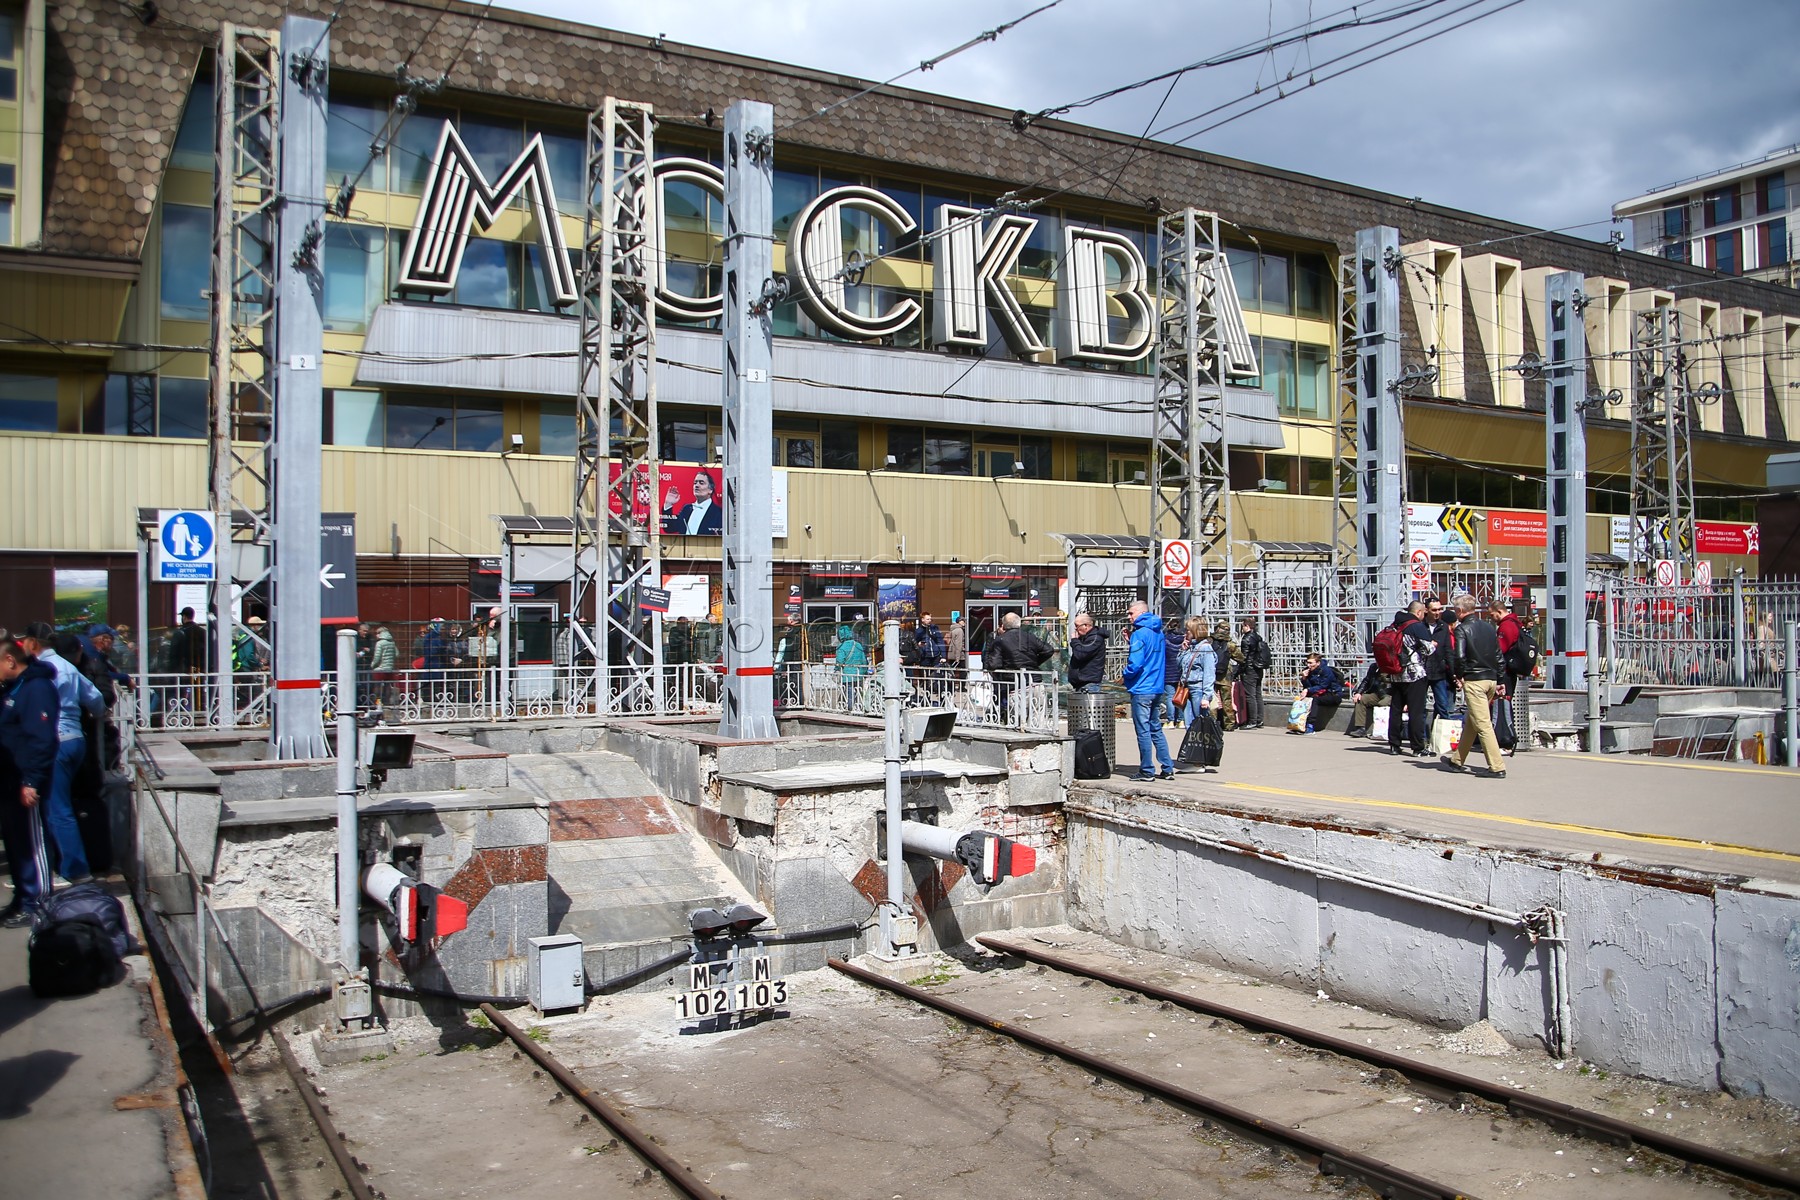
1429, 716, 1464, 756
1180, 710, 1224, 767
1286, 695, 1310, 732
1494, 695, 1517, 750
1370, 706, 1390, 741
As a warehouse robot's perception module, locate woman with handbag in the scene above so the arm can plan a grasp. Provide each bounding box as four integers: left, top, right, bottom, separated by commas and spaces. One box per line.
1176, 616, 1218, 726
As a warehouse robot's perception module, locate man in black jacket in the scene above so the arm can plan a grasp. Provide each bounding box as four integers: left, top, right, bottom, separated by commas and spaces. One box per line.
1066, 613, 1107, 692
1420, 596, 1457, 724
1235, 618, 1270, 728
987, 612, 1052, 723
1440, 595, 1506, 778
0, 638, 60, 925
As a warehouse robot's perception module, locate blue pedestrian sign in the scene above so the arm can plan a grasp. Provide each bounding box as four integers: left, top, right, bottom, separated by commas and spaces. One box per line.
155, 509, 217, 582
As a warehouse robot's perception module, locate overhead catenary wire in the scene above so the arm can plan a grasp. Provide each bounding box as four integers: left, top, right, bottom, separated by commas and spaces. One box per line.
778, 0, 1065, 135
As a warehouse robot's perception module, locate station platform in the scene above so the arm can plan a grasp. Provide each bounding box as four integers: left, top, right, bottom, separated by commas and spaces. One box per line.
0, 881, 194, 1200
1102, 720, 1800, 886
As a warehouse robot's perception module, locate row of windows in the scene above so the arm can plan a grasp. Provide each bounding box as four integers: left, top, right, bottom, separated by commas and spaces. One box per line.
1660, 218, 1790, 273
0, 371, 1763, 522
1663, 172, 1790, 240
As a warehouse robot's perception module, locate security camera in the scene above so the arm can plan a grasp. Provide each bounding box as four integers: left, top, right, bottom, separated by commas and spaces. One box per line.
804, 523, 813, 533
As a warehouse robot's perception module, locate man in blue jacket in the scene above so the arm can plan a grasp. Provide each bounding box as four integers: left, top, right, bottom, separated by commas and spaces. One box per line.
0, 638, 60, 926
19, 621, 104, 884
1121, 600, 1176, 781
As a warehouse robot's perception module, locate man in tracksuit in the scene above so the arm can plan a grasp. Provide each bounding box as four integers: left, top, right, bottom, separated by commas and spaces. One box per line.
0, 638, 60, 925
19, 621, 104, 884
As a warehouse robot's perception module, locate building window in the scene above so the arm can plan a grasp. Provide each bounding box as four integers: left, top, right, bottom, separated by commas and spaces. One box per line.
1663, 241, 1689, 263
383, 396, 506, 452
0, 11, 18, 104
389, 104, 455, 195
1757, 171, 1787, 216
1295, 343, 1332, 419
0, 162, 13, 248
659, 415, 713, 463
160, 205, 214, 320
1761, 218, 1789, 268
171, 77, 215, 173
924, 431, 971, 475
886, 425, 922, 473
323, 223, 386, 332
538, 399, 575, 456
1704, 187, 1739, 228
0, 371, 58, 432
1711, 231, 1737, 275
821, 420, 859, 470
158, 377, 210, 439
1661, 206, 1687, 239
329, 389, 384, 446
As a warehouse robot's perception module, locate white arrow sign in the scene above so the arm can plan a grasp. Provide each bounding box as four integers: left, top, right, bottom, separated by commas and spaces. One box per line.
320, 563, 347, 589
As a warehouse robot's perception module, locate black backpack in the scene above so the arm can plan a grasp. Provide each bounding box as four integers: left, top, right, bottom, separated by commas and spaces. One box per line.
1504, 628, 1540, 676
29, 919, 119, 997
33, 882, 133, 958
1073, 730, 1110, 780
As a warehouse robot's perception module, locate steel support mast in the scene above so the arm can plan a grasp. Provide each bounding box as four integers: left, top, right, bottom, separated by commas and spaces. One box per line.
717, 101, 778, 739
574, 99, 662, 711
1352, 227, 1407, 629
267, 17, 330, 758
1627, 308, 1696, 578
1543, 272, 1588, 691
207, 24, 279, 728
1151, 208, 1232, 623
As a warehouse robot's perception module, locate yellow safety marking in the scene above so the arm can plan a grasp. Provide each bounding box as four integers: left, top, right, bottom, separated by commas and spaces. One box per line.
1219, 781, 1800, 866
1539, 753, 1782, 776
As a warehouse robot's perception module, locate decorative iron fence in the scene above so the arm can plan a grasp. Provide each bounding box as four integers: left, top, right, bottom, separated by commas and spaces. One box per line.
1599, 576, 1800, 689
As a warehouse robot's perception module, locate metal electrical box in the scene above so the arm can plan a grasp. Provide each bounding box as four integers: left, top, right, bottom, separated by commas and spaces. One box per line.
528, 935, 585, 1013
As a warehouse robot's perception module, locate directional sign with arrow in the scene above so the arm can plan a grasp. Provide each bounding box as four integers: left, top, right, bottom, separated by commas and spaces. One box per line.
320, 513, 359, 624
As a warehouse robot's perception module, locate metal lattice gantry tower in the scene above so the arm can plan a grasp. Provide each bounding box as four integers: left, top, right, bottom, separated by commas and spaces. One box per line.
1352, 227, 1407, 626
1151, 208, 1232, 623
1543, 271, 1588, 691
573, 99, 663, 710
1627, 307, 1697, 578
1331, 253, 1361, 575
207, 23, 279, 728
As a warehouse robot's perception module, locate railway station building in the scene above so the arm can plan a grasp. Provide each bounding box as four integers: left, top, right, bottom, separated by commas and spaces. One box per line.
2, 0, 1797, 648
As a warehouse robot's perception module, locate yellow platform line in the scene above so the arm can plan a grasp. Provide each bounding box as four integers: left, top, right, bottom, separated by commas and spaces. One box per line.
1219, 781, 1800, 866
1540, 752, 1788, 776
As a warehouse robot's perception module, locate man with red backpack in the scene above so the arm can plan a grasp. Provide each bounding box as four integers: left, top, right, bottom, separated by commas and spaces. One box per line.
1372, 607, 1432, 756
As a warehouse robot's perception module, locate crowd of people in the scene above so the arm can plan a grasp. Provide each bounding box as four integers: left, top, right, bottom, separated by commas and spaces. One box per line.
0, 621, 129, 928
1066, 592, 1532, 783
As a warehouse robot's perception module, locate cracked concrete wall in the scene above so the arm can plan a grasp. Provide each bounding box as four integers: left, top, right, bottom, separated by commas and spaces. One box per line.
1066, 794, 1800, 1105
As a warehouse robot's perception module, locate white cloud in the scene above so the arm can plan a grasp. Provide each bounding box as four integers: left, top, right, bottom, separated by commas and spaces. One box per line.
498, 0, 1800, 238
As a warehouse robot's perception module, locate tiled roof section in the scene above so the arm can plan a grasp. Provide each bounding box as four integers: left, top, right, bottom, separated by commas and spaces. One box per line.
43, 2, 211, 259
39, 0, 1800, 320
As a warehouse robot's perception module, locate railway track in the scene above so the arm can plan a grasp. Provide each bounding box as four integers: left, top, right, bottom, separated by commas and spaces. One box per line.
258, 950, 1796, 1200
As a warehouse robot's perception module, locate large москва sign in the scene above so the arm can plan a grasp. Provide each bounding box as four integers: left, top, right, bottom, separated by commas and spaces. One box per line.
397, 125, 1258, 370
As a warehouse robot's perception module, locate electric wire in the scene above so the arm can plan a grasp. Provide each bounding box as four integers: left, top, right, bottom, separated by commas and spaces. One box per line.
778, 0, 1065, 135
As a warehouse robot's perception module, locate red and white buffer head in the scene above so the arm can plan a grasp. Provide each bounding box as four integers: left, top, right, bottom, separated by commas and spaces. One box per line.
364, 862, 470, 944
898, 819, 1038, 888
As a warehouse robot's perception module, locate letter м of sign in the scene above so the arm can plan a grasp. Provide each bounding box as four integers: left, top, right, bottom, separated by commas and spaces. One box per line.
398, 122, 579, 305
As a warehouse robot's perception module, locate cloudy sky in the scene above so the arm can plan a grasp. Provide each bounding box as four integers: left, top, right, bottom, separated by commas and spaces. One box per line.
499, 0, 1798, 241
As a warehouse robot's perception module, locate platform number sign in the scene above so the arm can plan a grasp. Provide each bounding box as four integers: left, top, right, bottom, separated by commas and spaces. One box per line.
1160, 540, 1192, 589
155, 510, 216, 583
678, 951, 787, 1026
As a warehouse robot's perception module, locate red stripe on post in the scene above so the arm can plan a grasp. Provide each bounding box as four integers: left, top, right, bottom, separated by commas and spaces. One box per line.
733, 666, 776, 676
275, 679, 323, 690
1565, 651, 1587, 658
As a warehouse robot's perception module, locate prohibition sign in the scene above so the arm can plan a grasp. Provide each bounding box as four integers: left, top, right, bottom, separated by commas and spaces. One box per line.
1161, 540, 1192, 589
1653, 559, 1677, 587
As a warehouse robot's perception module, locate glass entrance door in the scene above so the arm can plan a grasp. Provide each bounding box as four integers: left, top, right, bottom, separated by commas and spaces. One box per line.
803, 601, 873, 661
964, 600, 1024, 665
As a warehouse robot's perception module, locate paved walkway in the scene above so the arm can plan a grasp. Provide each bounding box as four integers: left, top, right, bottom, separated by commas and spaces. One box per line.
0, 882, 187, 1200
1099, 720, 1800, 884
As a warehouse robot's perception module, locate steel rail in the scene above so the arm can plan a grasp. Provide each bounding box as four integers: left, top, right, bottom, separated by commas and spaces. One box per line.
976, 934, 1800, 1197
270, 1027, 378, 1200
829, 958, 1474, 1200
479, 1003, 725, 1200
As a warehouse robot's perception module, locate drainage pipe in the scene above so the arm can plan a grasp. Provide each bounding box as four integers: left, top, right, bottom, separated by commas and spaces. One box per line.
1585, 618, 1603, 755
1066, 799, 1570, 1054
